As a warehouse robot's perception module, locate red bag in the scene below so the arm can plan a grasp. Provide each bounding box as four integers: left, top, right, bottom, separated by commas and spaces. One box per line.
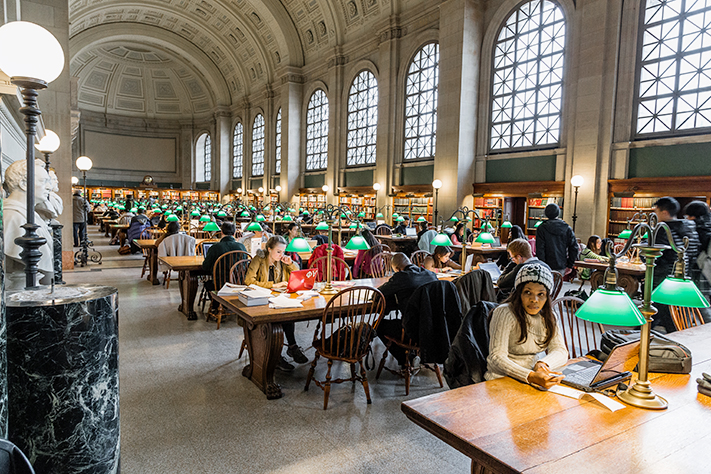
286, 269, 317, 293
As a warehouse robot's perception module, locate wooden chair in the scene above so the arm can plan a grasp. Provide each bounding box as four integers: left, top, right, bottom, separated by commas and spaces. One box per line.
195, 239, 218, 256
147, 228, 164, 238
375, 225, 392, 236
208, 250, 252, 329
670, 306, 706, 331
370, 252, 393, 278
552, 296, 604, 358
229, 258, 251, 285
305, 286, 386, 410
410, 250, 430, 268
551, 270, 564, 300
139, 228, 152, 279
309, 256, 352, 281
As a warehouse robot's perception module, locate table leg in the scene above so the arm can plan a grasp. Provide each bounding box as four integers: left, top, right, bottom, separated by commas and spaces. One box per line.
241, 321, 284, 399
471, 460, 497, 474
618, 274, 640, 298
148, 248, 160, 285
177, 270, 198, 320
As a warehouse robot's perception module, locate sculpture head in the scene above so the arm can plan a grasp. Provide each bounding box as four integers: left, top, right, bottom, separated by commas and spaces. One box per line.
5, 158, 52, 204
48, 169, 60, 193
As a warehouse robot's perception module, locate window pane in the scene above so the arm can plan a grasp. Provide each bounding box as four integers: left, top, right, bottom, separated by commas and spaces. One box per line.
275, 108, 282, 174
490, 0, 566, 151
404, 43, 439, 160
252, 114, 265, 176
232, 123, 243, 178
306, 90, 329, 170
347, 71, 378, 166
636, 0, 711, 135
196, 133, 209, 182
204, 135, 212, 181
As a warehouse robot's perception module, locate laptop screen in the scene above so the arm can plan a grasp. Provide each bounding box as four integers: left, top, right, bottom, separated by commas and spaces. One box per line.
202, 242, 215, 255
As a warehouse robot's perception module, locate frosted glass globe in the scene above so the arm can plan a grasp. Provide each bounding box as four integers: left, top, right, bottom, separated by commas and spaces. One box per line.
0, 22, 65, 83
35, 130, 60, 153
76, 156, 93, 171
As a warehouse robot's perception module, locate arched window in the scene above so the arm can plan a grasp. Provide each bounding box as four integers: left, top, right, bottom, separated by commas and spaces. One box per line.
489, 0, 566, 151
347, 71, 378, 166
275, 108, 282, 174
306, 89, 329, 170
252, 114, 265, 176
636, 1, 711, 135
404, 42, 439, 160
196, 132, 211, 182
232, 122, 243, 179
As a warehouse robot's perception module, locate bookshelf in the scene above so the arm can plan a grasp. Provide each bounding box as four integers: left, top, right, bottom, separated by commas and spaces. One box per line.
392, 195, 433, 223
338, 194, 376, 220
608, 197, 655, 238
527, 196, 564, 234
473, 197, 503, 227
298, 191, 327, 214
84, 186, 219, 203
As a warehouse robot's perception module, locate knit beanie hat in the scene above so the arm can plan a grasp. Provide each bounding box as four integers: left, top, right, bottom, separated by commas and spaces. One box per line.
514, 261, 554, 293
544, 203, 560, 219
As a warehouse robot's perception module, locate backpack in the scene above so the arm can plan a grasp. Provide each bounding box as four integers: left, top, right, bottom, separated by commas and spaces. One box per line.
600, 329, 692, 374
563, 288, 589, 301
118, 245, 132, 255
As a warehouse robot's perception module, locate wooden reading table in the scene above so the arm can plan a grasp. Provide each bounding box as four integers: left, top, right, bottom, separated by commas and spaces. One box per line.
575, 260, 645, 297
158, 255, 205, 321
137, 238, 208, 286
402, 323, 711, 474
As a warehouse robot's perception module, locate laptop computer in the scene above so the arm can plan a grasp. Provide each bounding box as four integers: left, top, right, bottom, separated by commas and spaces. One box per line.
561, 339, 640, 392
477, 262, 502, 283
405, 227, 417, 237
201, 242, 215, 255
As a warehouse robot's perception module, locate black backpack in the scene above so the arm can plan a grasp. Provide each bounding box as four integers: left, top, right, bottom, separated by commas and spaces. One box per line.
600, 329, 692, 374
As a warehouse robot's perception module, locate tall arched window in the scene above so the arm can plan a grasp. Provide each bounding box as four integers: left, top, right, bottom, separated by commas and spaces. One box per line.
636, 1, 711, 135
275, 108, 282, 174
489, 0, 566, 151
404, 42, 439, 161
252, 114, 265, 176
347, 71, 378, 166
306, 89, 329, 170
232, 122, 243, 179
196, 132, 211, 182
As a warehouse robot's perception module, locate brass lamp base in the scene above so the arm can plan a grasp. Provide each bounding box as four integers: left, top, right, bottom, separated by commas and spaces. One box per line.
319, 282, 339, 295
617, 379, 668, 410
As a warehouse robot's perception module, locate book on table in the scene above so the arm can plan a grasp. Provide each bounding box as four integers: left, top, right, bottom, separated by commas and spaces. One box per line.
237, 285, 273, 306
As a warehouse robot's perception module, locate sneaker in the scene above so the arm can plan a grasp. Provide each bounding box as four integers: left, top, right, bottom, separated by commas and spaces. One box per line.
287, 344, 309, 364
276, 356, 295, 372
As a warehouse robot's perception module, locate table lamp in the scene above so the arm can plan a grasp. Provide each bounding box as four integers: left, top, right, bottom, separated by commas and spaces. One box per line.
199, 214, 211, 222
246, 221, 262, 232
285, 222, 312, 253
166, 214, 179, 222
431, 233, 454, 247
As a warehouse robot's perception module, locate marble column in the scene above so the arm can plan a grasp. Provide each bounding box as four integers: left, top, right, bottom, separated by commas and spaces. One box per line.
0, 185, 6, 439
51, 221, 65, 284
6, 285, 119, 473
280, 70, 304, 202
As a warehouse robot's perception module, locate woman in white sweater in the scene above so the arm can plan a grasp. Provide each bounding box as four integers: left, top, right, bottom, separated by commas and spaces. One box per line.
485, 262, 568, 389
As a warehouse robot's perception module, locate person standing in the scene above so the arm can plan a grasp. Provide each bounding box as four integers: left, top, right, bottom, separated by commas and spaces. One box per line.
73, 190, 91, 247
535, 203, 578, 274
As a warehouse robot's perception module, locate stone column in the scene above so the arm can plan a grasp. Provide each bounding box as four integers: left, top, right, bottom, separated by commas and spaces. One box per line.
280, 70, 304, 203
0, 144, 6, 439
326, 51, 346, 196
434, 0, 484, 221
179, 122, 194, 188
50, 221, 64, 284
213, 107, 232, 196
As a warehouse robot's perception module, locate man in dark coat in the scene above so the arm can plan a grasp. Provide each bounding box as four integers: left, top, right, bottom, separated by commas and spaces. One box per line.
376, 253, 438, 365
535, 203, 578, 273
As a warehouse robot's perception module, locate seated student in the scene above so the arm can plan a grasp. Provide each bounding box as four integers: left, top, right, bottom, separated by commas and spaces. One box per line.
423, 246, 461, 273
158, 221, 196, 279
497, 238, 538, 302
239, 223, 272, 255
496, 225, 525, 269
313, 229, 329, 246
283, 222, 303, 268
579, 235, 609, 281
201, 222, 248, 290
352, 228, 382, 278
450, 223, 468, 246
127, 207, 152, 254
245, 236, 306, 371
418, 228, 439, 254
376, 253, 438, 365
485, 262, 568, 389
416, 221, 430, 241
393, 216, 411, 235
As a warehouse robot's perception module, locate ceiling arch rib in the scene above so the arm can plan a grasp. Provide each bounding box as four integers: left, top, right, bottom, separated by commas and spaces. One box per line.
70, 23, 232, 107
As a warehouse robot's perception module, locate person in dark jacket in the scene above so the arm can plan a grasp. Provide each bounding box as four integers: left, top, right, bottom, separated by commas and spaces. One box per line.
72, 190, 91, 247
497, 238, 538, 302
653, 197, 702, 332
393, 216, 410, 235
535, 203, 578, 273
683, 200, 711, 305
377, 253, 438, 365
202, 222, 248, 290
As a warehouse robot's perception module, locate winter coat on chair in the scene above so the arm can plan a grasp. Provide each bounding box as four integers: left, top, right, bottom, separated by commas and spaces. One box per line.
444, 300, 498, 389
402, 280, 463, 364
307, 244, 345, 281
454, 269, 496, 315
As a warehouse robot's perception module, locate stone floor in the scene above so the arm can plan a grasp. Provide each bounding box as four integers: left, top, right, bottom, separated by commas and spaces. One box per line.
63, 226, 473, 473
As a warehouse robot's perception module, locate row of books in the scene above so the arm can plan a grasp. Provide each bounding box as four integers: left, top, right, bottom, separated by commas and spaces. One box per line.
610, 197, 656, 208
527, 197, 563, 207
473, 197, 501, 207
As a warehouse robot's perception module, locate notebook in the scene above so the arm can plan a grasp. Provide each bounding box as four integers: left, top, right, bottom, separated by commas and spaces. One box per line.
561, 340, 640, 392
286, 269, 318, 293
478, 262, 502, 283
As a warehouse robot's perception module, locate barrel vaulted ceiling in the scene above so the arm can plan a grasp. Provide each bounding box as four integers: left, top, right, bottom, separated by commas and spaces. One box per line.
68, 0, 402, 119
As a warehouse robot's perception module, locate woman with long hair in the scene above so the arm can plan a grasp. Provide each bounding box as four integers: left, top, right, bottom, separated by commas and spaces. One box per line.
579, 234, 609, 281
450, 222, 468, 246
423, 245, 461, 272
497, 225, 526, 269
485, 262, 568, 389
353, 228, 382, 278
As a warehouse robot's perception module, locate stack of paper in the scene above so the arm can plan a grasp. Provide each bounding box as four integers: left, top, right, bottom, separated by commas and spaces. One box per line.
296, 290, 320, 301
269, 295, 303, 309
217, 283, 247, 296
547, 385, 625, 412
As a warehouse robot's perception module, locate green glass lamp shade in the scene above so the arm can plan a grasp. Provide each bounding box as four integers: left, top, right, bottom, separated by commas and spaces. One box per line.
652, 277, 711, 308
316, 222, 330, 230
182, 201, 187, 206
285, 237, 312, 253
396, 216, 405, 222
250, 206, 256, 211
117, 205, 125, 211
376, 212, 384, 218
153, 209, 163, 215
340, 213, 348, 218
199, 214, 211, 222
299, 207, 304, 212
161, 204, 168, 209
191, 210, 200, 217
475, 232, 496, 244
202, 221, 220, 232
175, 206, 183, 211
450, 216, 459, 222
240, 211, 250, 217
575, 289, 646, 326
166, 214, 179, 222
417, 216, 426, 222
256, 214, 266, 222
349, 222, 357, 229
263, 205, 270, 211
501, 221, 513, 228
357, 212, 366, 218
129, 207, 137, 213
282, 215, 293, 221
303, 210, 310, 215
534, 220, 543, 228
246, 222, 263, 232
431, 233, 454, 246
345, 210, 352, 215
618, 229, 633, 239
216, 211, 227, 217
345, 235, 370, 250
392, 213, 399, 218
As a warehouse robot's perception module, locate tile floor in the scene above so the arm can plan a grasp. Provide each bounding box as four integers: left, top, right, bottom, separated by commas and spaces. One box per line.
63, 226, 473, 473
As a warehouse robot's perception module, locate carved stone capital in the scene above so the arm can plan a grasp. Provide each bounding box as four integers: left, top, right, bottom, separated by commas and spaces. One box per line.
327, 54, 347, 69
280, 73, 305, 85
379, 26, 403, 43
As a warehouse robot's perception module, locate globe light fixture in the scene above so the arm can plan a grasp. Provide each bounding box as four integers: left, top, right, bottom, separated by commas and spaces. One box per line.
322, 185, 329, 193
373, 183, 381, 191
0, 21, 65, 83
258, 187, 264, 193
275, 185, 282, 192
71, 176, 79, 185
76, 156, 93, 172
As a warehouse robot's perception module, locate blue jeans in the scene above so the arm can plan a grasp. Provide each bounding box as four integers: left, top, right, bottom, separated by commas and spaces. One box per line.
73, 222, 86, 246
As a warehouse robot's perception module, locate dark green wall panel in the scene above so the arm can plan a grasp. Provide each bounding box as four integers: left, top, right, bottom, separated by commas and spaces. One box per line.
304, 173, 325, 188
402, 164, 434, 185
344, 169, 373, 186
629, 143, 711, 178
485, 155, 556, 182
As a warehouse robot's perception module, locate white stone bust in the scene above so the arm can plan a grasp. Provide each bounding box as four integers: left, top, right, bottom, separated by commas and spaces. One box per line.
3, 158, 55, 289
36, 168, 64, 221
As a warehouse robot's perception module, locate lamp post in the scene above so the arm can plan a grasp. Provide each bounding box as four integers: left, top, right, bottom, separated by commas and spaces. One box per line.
449, 207, 497, 270
570, 175, 583, 233
576, 213, 709, 410
75, 156, 93, 267
0, 21, 65, 289
35, 129, 60, 170
432, 179, 442, 229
